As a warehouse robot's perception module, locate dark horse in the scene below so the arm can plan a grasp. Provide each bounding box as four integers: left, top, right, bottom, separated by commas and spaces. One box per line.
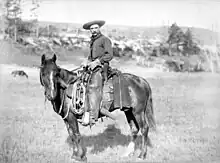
39, 54, 156, 162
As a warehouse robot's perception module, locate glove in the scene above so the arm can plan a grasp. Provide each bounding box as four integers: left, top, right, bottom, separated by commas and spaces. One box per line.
88, 59, 101, 70
81, 60, 89, 68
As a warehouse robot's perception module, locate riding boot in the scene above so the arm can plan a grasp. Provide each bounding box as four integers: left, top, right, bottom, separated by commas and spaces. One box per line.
89, 107, 99, 126
80, 110, 98, 126
81, 92, 100, 126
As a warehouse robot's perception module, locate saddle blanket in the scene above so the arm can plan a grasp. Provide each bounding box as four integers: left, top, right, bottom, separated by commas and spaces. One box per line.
111, 70, 131, 109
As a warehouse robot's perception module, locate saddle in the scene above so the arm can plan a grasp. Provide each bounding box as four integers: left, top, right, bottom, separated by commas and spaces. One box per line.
66, 66, 132, 115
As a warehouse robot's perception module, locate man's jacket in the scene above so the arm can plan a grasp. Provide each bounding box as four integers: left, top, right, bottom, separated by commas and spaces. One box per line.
88, 33, 113, 64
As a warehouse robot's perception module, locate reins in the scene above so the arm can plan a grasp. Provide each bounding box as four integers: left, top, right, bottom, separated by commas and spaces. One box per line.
58, 89, 65, 115
57, 75, 80, 119
55, 76, 79, 120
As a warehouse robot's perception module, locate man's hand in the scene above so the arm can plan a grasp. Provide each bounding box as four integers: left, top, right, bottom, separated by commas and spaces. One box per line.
88, 59, 101, 70
81, 60, 89, 68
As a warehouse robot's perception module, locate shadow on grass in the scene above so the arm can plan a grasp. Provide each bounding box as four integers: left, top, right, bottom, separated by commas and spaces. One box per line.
66, 124, 153, 154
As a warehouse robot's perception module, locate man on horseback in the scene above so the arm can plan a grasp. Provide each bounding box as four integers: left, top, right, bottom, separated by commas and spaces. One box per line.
80, 20, 114, 126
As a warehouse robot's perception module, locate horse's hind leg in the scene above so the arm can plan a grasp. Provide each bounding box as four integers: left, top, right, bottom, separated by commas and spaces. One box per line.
138, 111, 149, 159
139, 94, 156, 159
124, 107, 150, 159
122, 109, 139, 157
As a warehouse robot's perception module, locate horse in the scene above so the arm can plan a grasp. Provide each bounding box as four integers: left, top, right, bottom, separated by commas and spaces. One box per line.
11, 70, 28, 78
39, 53, 156, 162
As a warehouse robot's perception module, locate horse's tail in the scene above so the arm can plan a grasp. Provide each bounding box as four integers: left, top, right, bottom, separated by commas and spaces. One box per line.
145, 89, 157, 131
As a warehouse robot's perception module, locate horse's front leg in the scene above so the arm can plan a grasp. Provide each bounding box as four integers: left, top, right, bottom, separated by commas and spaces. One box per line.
64, 113, 87, 162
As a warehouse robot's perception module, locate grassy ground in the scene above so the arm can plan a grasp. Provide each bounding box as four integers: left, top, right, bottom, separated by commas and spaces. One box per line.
0, 41, 220, 162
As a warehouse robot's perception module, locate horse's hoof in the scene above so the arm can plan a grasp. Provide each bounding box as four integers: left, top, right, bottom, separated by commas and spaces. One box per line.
138, 152, 146, 160
121, 141, 135, 157
121, 151, 134, 158
71, 155, 86, 163
81, 155, 87, 163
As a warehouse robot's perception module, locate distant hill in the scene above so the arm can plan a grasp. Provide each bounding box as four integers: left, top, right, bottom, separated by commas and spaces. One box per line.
38, 21, 219, 46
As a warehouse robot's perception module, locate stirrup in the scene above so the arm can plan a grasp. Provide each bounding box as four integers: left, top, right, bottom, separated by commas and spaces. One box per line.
78, 112, 90, 126
77, 119, 90, 126
78, 119, 96, 127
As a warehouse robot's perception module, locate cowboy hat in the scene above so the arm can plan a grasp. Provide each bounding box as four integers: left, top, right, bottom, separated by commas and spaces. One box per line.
83, 20, 105, 30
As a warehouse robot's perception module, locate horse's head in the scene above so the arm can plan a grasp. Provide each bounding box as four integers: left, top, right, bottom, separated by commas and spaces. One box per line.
40, 54, 68, 101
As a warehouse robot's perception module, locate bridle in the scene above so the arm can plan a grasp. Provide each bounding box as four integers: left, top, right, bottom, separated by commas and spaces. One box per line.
40, 66, 69, 120
40, 65, 87, 119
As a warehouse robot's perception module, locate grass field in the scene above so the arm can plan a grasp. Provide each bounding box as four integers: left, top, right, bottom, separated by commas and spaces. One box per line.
0, 48, 220, 162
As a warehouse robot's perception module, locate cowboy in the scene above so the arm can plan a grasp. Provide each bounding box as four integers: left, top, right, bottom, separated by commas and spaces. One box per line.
80, 20, 114, 126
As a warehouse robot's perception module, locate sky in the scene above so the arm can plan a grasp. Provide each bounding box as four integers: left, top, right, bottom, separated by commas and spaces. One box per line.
21, 0, 220, 32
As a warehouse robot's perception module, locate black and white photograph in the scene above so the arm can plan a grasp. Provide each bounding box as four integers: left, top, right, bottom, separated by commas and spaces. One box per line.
0, 0, 220, 162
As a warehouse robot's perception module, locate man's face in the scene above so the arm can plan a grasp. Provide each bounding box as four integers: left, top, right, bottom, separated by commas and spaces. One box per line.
90, 24, 100, 36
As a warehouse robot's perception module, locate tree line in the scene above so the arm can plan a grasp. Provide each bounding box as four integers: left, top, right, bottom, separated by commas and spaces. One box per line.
167, 23, 200, 56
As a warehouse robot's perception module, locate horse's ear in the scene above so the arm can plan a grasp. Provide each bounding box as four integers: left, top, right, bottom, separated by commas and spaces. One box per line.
52, 53, 57, 62
41, 54, 46, 65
